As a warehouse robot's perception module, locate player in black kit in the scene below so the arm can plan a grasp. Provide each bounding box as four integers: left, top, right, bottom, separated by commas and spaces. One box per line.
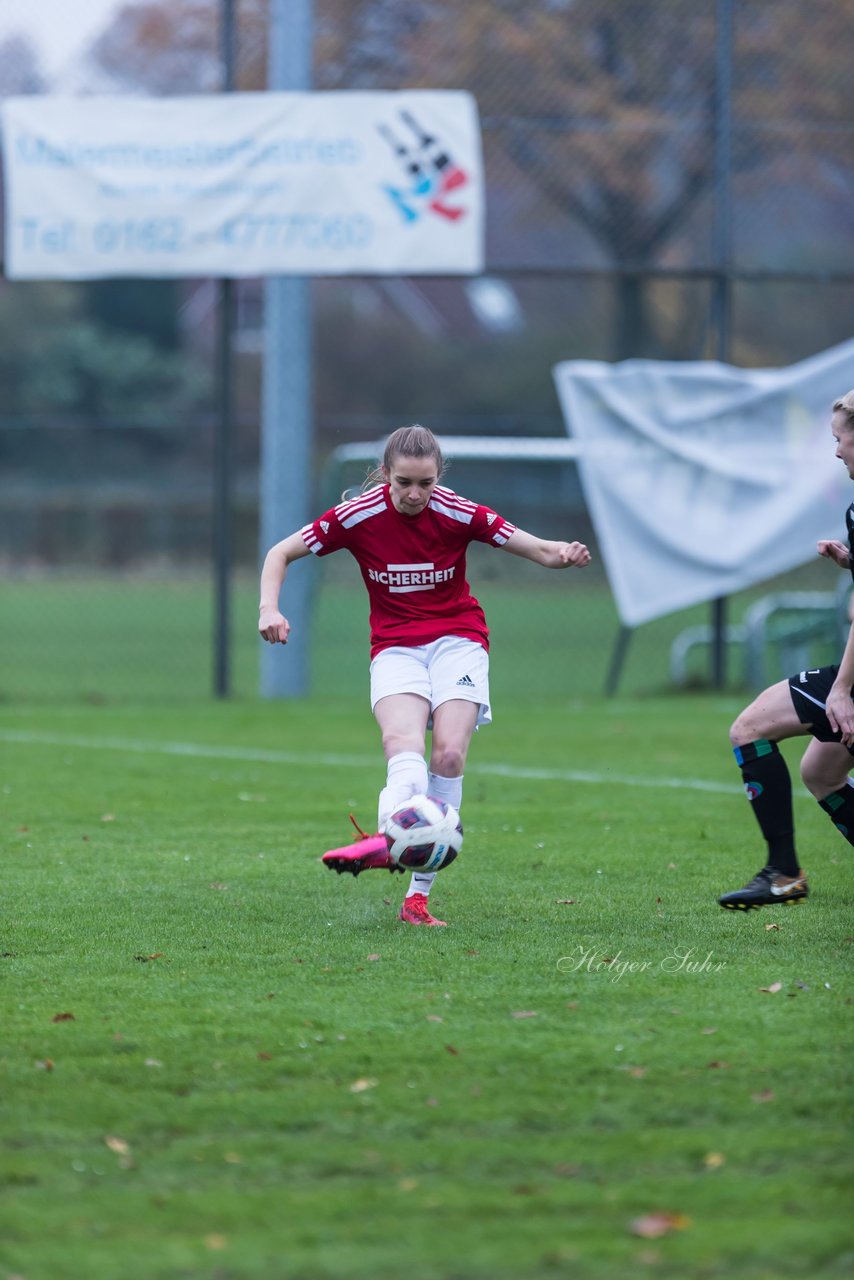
718, 390, 854, 909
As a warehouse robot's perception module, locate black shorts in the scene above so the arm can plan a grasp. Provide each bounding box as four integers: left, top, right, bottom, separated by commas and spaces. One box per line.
788, 665, 854, 754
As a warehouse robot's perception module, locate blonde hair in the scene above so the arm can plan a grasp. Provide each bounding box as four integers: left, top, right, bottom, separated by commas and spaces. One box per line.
833, 391, 854, 431
360, 423, 445, 492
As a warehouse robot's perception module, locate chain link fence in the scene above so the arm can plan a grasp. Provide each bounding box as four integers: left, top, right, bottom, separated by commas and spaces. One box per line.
1, 0, 852, 702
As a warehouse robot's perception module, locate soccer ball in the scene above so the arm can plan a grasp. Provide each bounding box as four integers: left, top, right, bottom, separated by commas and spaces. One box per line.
384, 794, 463, 872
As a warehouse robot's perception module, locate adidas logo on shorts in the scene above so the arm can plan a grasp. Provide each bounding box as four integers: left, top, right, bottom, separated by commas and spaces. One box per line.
456, 674, 475, 687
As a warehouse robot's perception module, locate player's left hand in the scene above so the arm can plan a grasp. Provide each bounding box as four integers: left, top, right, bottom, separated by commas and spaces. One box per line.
826, 684, 854, 747
558, 541, 591, 567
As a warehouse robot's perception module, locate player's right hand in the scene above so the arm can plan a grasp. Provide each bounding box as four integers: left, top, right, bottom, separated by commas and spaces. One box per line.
258, 608, 290, 644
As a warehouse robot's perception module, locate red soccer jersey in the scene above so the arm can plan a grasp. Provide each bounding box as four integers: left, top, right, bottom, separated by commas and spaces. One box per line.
301, 483, 517, 657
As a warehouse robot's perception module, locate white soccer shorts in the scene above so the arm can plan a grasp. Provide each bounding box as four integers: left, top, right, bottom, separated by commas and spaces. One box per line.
370, 635, 492, 727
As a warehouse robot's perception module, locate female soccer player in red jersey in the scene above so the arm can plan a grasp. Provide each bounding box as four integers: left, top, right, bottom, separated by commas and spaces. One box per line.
259, 424, 591, 925
718, 391, 854, 909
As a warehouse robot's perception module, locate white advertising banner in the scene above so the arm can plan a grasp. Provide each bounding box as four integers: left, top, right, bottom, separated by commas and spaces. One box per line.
553, 340, 854, 627
1, 91, 484, 279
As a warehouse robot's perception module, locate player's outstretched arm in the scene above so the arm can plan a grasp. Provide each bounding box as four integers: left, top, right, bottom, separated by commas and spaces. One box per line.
818, 539, 851, 570
258, 531, 312, 644
501, 527, 591, 570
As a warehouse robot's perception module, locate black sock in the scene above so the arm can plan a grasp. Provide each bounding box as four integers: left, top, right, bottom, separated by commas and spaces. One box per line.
818, 783, 854, 847
733, 740, 799, 875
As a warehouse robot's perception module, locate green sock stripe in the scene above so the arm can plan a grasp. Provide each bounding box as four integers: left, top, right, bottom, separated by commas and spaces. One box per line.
733, 739, 777, 767
822, 791, 846, 813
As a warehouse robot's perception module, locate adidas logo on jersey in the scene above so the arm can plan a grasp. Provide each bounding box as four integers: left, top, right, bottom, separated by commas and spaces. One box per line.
456, 674, 475, 687
320, 520, 330, 533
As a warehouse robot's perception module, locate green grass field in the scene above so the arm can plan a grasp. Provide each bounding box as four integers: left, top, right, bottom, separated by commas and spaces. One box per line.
1, 571, 852, 1278
1, 556, 841, 705
2, 686, 852, 1279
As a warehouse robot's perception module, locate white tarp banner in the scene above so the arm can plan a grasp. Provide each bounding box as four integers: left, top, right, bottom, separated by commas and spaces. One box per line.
1, 91, 484, 279
553, 341, 854, 627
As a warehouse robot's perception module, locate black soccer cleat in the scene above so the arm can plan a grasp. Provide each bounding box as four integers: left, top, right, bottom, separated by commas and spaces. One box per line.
718, 864, 809, 910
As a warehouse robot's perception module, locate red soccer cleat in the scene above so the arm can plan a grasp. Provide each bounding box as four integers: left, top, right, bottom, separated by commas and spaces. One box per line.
399, 892, 447, 926
321, 814, 401, 876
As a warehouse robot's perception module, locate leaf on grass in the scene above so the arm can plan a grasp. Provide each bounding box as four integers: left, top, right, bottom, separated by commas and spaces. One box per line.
104, 1135, 130, 1155
209, 882, 229, 891
445, 1044, 459, 1056
144, 1058, 163, 1068
752, 1089, 775, 1103
759, 982, 782, 994
764, 923, 781, 932
100, 814, 115, 822
257, 1051, 272, 1061
511, 1010, 538, 1019
703, 1152, 726, 1169
133, 953, 164, 962
707, 1060, 730, 1070
366, 954, 381, 962
426, 1015, 444, 1023
701, 1027, 717, 1035
630, 1212, 691, 1238
349, 1078, 377, 1093
35, 1058, 54, 1071
555, 899, 577, 905
52, 1012, 75, 1022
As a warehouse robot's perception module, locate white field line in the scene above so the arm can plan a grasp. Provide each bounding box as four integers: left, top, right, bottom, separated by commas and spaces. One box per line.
0, 728, 739, 796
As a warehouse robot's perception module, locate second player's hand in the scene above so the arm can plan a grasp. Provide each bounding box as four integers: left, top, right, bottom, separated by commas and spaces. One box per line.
259, 608, 290, 644
558, 541, 592, 568
818, 539, 851, 569
826, 685, 854, 746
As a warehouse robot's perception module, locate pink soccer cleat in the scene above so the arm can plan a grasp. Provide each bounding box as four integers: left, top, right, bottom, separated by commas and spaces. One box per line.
321, 815, 401, 876
399, 892, 447, 926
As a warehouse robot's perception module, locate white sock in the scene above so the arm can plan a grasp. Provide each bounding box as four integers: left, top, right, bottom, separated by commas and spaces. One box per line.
377, 750, 428, 830
428, 772, 463, 811
407, 871, 436, 898
406, 774, 463, 899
